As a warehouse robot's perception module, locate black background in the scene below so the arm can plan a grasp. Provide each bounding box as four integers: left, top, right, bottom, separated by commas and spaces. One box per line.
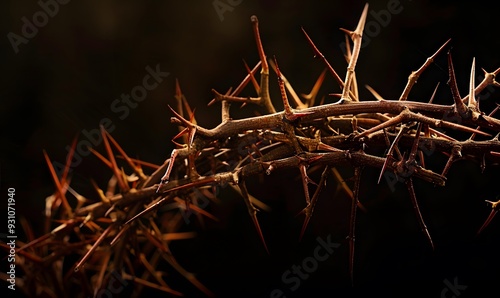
1, 0, 500, 297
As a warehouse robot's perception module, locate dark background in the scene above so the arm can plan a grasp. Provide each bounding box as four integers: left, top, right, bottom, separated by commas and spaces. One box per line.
1, 0, 500, 297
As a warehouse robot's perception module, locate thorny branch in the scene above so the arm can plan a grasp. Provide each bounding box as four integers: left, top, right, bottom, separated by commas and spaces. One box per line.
6, 4, 500, 297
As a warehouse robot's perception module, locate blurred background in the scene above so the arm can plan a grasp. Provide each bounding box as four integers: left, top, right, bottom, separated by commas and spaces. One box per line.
1, 0, 500, 297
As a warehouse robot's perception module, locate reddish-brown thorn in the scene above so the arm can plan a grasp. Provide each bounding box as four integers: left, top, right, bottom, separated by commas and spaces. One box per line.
104, 130, 146, 180
418, 150, 426, 169
477, 198, 499, 235
171, 127, 189, 147
138, 253, 180, 295
88, 147, 113, 168
301, 27, 342, 85
317, 142, 343, 153
406, 178, 435, 250
1, 243, 43, 263
399, 38, 451, 101
269, 58, 307, 109
330, 167, 368, 213
295, 155, 322, 210
349, 167, 363, 286
176, 82, 197, 126
428, 82, 440, 104
468, 57, 480, 120
447, 50, 467, 117
159, 150, 179, 185
299, 164, 313, 205
274, 56, 313, 121
251, 15, 268, 72
365, 84, 385, 101
275, 56, 295, 119
158, 176, 217, 196
339, 3, 368, 101
168, 104, 197, 147
122, 272, 183, 296
174, 78, 186, 126
377, 125, 408, 184
232, 61, 261, 97
209, 59, 262, 107
124, 196, 170, 226
355, 112, 405, 140
299, 166, 330, 241
90, 178, 109, 205
61, 134, 79, 184
408, 122, 423, 163
343, 33, 352, 63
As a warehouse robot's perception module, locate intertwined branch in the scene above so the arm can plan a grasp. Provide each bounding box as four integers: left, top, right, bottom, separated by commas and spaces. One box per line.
4, 3, 500, 297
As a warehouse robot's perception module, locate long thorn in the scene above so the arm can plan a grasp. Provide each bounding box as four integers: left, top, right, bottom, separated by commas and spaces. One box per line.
477, 209, 498, 235
302, 68, 327, 107
274, 56, 312, 121
447, 50, 467, 117
43, 150, 73, 217
239, 179, 269, 254
269, 58, 307, 109
340, 3, 368, 101
461, 67, 500, 105
468, 57, 480, 120
101, 126, 129, 192
104, 130, 147, 180
301, 27, 356, 100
